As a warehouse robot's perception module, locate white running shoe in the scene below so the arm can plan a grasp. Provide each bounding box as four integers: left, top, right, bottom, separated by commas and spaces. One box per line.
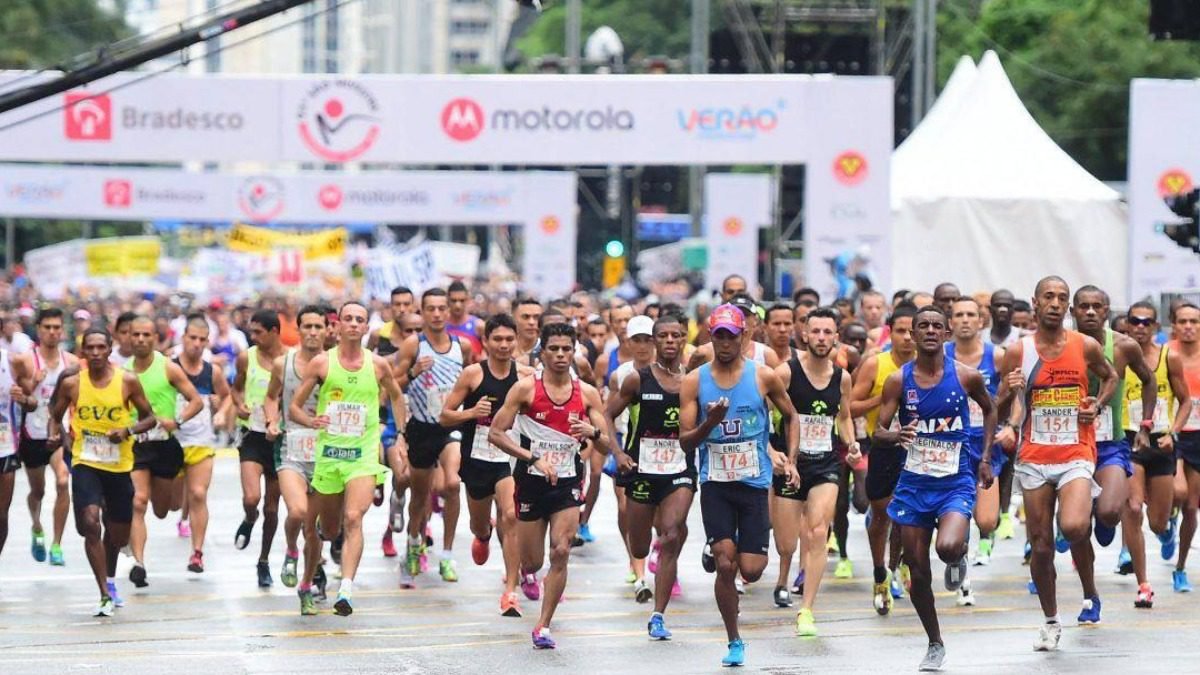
1033, 622, 1062, 651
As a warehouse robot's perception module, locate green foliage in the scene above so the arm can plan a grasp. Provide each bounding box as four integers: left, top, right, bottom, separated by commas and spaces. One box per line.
0, 0, 130, 69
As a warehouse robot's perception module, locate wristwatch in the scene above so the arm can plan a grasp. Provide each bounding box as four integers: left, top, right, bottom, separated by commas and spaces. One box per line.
591, 426, 602, 441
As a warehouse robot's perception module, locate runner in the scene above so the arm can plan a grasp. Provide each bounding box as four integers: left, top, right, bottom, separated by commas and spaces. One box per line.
108, 312, 136, 365
487, 321, 610, 649
46, 329, 156, 616
231, 310, 288, 587
765, 303, 796, 364
687, 294, 781, 371
288, 301, 408, 616
932, 283, 961, 318
125, 316, 203, 589
604, 312, 693, 638
172, 315, 231, 574
1172, 302, 1200, 592
1120, 300, 1192, 608
264, 306, 327, 613
995, 276, 1116, 651
721, 275, 749, 303
381, 306, 421, 558
446, 280, 485, 355
19, 308, 78, 566
775, 308, 861, 636
833, 319, 870, 580
850, 302, 918, 614
395, 288, 475, 584
586, 302, 636, 547
679, 304, 800, 667
766, 301, 806, 606
439, 313, 531, 616
874, 305, 996, 671
367, 285, 414, 356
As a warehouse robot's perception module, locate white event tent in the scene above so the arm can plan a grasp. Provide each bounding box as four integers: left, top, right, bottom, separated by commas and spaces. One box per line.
892, 51, 1128, 305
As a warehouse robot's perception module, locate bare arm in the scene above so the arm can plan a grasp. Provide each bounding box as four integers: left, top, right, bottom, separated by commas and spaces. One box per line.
963, 367, 996, 486
686, 344, 711, 373
836, 371, 859, 455
762, 366, 800, 467
679, 370, 723, 453
1081, 335, 1115, 425
231, 350, 249, 418
438, 364, 483, 428
848, 355, 880, 417
603, 369, 640, 463
376, 354, 409, 455
264, 357, 286, 438
393, 335, 420, 390
288, 354, 328, 429
1167, 350, 1192, 436
210, 362, 231, 426
11, 354, 35, 412
488, 379, 535, 463
124, 374, 158, 437
165, 361, 203, 428
872, 372, 915, 446
46, 375, 78, 448
574, 354, 595, 385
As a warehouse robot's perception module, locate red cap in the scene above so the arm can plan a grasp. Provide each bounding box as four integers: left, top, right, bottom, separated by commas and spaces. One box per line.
708, 303, 745, 335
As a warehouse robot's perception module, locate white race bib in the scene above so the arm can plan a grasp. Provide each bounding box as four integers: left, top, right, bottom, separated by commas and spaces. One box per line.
706, 440, 760, 482
326, 402, 367, 437
968, 399, 984, 428
1031, 405, 1079, 446
0, 423, 12, 458
285, 429, 318, 463
249, 404, 268, 433
79, 431, 120, 465
1129, 397, 1171, 434
426, 386, 451, 419
529, 438, 578, 478
638, 437, 686, 475
471, 425, 510, 463
904, 436, 962, 478
854, 416, 867, 439
26, 403, 49, 437
1186, 397, 1200, 432
797, 414, 834, 455
1096, 407, 1114, 443
141, 424, 169, 442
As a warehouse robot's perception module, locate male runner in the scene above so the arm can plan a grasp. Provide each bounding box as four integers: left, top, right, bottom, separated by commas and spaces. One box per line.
687, 295, 781, 372
488, 321, 610, 650
850, 303, 918, 614
232, 310, 288, 587
440, 313, 531, 615
265, 306, 327, 613
1172, 302, 1200, 592
289, 301, 407, 616
765, 303, 796, 364
995, 276, 1116, 651
125, 316, 202, 588
1120, 300, 1192, 608
446, 280, 485, 355
173, 315, 231, 574
19, 308, 77, 566
775, 308, 861, 636
586, 303, 636, 546
721, 275, 749, 303
367, 285, 414, 356
874, 305, 996, 671
860, 290, 888, 336
932, 283, 961, 318
395, 288, 475, 584
833, 320, 870, 580
108, 312, 137, 365
0, 343, 33, 566
380, 299, 418, 559
679, 304, 800, 667
47, 329, 156, 616
605, 313, 693, 638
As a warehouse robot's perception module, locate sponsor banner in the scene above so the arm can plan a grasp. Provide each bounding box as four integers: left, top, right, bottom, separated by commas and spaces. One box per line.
1128, 79, 1200, 301
705, 174, 773, 292
521, 172, 578, 299
225, 223, 346, 260
84, 237, 161, 276
363, 243, 438, 301
0, 72, 889, 165
25, 236, 160, 297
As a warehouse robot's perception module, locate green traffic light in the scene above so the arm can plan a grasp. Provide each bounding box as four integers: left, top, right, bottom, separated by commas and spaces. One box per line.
605, 240, 625, 258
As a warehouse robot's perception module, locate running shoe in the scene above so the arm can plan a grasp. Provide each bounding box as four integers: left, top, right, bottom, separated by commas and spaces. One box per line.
956, 578, 976, 607
532, 626, 556, 649
578, 522, 595, 543
432, 493, 444, 515
1093, 513, 1116, 548
834, 559, 853, 579
873, 572, 892, 616
1054, 526, 1070, 554
792, 569, 805, 595
1078, 596, 1101, 624
472, 534, 490, 565
672, 580, 682, 597
500, 591, 522, 617
1027, 580, 1038, 594
129, 562, 148, 588
420, 546, 430, 573
440, 559, 459, 582
974, 537, 993, 566
257, 561, 273, 588
373, 483, 385, 507
331, 532, 344, 566
944, 557, 967, 591
95, 597, 115, 618
1174, 569, 1193, 593
1116, 547, 1133, 575
774, 585, 793, 608
919, 642, 946, 671
734, 577, 746, 595
314, 565, 328, 601
722, 638, 745, 667
1135, 582, 1154, 609
521, 571, 541, 600
382, 531, 397, 558
648, 539, 660, 574
188, 550, 204, 573
106, 580, 124, 608
648, 612, 672, 640
634, 578, 653, 603
795, 607, 817, 637
234, 520, 254, 550
996, 512, 1015, 540
405, 542, 422, 577
1033, 622, 1061, 651
571, 532, 585, 548
177, 518, 191, 539
701, 543, 716, 573
625, 569, 638, 584
890, 570, 905, 599
281, 553, 299, 588
49, 543, 64, 566
899, 563, 912, 593
31, 528, 46, 562
1160, 509, 1179, 561
1023, 541, 1032, 566
390, 491, 406, 533
334, 592, 353, 616
299, 588, 317, 616
399, 569, 416, 589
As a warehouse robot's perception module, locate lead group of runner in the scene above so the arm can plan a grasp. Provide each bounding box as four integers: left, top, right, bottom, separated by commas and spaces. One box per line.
2, 274, 1199, 671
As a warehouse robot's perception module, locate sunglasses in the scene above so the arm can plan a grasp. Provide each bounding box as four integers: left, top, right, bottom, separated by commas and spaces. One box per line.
1126, 316, 1155, 327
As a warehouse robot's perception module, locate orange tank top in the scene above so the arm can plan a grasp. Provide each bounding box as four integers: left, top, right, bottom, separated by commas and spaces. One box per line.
1018, 331, 1096, 465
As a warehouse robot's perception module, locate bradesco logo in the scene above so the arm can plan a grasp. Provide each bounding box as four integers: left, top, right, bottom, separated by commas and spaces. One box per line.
65, 93, 111, 140
63, 90, 245, 142
676, 101, 784, 141
102, 178, 204, 208
103, 180, 132, 208
297, 80, 381, 162
440, 98, 634, 142
237, 177, 286, 222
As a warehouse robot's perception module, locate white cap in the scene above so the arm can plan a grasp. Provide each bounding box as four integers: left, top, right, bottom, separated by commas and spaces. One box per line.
627, 315, 654, 338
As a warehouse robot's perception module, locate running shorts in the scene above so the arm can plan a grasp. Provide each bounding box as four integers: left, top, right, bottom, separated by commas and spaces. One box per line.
18, 438, 55, 469
1127, 431, 1177, 478
514, 475, 583, 522
312, 445, 386, 496
133, 438, 184, 479
626, 472, 697, 506
887, 477, 975, 531
239, 430, 278, 478
1096, 438, 1133, 478
865, 443, 905, 501
72, 464, 134, 523
700, 481, 770, 556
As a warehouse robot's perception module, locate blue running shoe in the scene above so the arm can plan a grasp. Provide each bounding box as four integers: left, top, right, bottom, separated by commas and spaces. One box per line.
722, 639, 745, 667
791, 569, 805, 595
890, 573, 905, 600
1159, 511, 1179, 561
865, 510, 872, 529
532, 626, 556, 649
1023, 540, 1032, 565
1173, 569, 1192, 593
1027, 580, 1038, 595
602, 453, 618, 478
1054, 527, 1070, 554
1116, 547, 1133, 575
31, 529, 46, 563
1077, 596, 1101, 624
648, 613, 672, 640
1094, 513, 1116, 548
578, 523, 596, 543
106, 580, 124, 608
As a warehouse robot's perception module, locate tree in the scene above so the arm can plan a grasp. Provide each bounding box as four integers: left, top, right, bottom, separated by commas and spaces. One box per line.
0, 0, 130, 69
516, 0, 697, 67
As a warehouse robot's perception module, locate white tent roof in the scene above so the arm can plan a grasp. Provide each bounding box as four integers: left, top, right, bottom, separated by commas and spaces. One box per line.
892, 50, 1120, 205
893, 55, 977, 164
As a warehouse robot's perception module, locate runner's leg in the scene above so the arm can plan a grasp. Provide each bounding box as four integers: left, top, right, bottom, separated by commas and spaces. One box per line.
651, 488, 692, 614
186, 457, 214, 554
537, 507, 580, 629
801, 484, 839, 610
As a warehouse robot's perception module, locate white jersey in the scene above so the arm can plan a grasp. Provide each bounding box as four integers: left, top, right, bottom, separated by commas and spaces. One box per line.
24, 347, 66, 440
0, 351, 16, 457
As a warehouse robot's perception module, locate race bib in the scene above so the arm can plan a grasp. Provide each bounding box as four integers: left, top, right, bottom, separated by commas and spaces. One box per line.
326, 402, 367, 437
968, 399, 984, 428
1096, 407, 1114, 443
26, 402, 49, 436
1186, 398, 1200, 432
142, 424, 169, 442
854, 416, 867, 439
904, 437, 962, 478
0, 423, 12, 458
638, 437, 686, 475
797, 414, 833, 455
1129, 397, 1171, 434
529, 438, 578, 478
706, 440, 759, 482
249, 404, 268, 433
426, 385, 451, 419
1030, 388, 1080, 445
471, 425, 510, 463
79, 431, 120, 465
285, 429, 318, 463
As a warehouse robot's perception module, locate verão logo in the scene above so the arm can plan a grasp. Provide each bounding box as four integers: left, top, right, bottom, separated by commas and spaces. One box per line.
296, 80, 381, 162
103, 179, 132, 207
833, 151, 868, 186
442, 98, 484, 142
65, 92, 112, 141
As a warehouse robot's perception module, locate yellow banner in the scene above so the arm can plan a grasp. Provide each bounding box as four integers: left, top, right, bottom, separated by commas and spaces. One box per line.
85, 237, 161, 277
226, 223, 345, 260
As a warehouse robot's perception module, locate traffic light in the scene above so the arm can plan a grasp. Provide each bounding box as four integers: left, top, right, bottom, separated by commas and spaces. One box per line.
1163, 188, 1200, 253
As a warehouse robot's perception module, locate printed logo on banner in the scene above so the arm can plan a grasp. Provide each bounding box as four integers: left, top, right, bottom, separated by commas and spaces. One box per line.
676, 101, 782, 140
1157, 169, 1193, 198
237, 177, 286, 222
722, 217, 743, 236
442, 98, 485, 142
453, 189, 514, 210
540, 215, 561, 235
296, 80, 381, 162
103, 179, 132, 208
318, 184, 344, 211
5, 181, 67, 204
833, 151, 868, 186
439, 98, 634, 141
64, 93, 112, 141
